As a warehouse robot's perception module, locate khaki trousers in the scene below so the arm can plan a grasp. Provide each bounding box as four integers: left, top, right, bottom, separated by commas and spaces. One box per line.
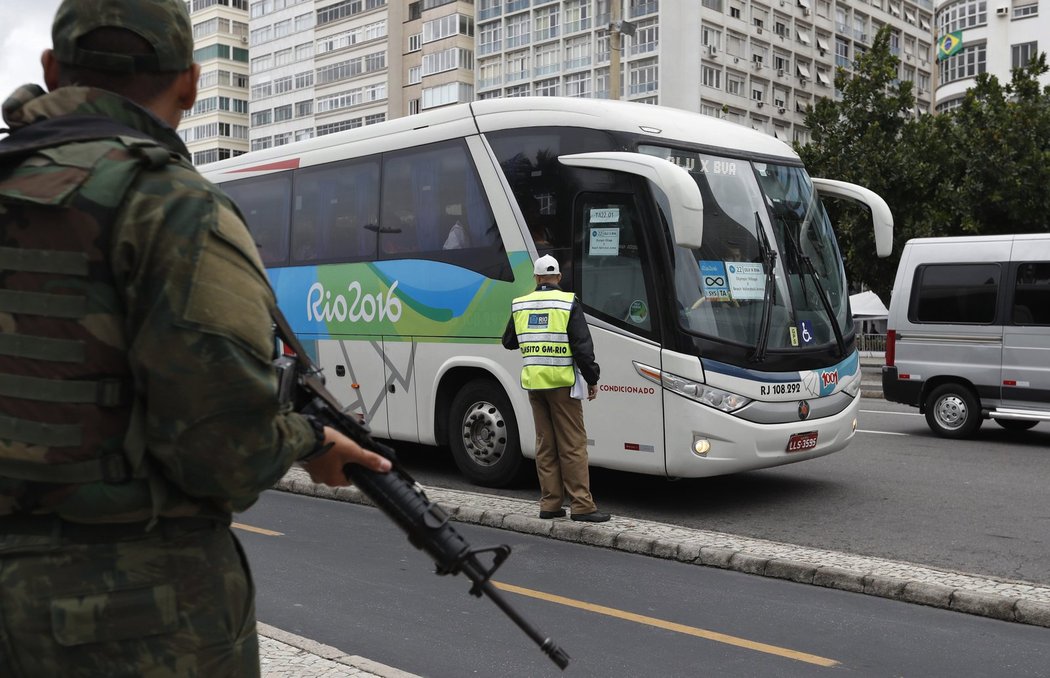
528, 387, 596, 514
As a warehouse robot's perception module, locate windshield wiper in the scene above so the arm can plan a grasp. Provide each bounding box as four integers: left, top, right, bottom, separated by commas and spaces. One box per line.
750, 212, 777, 363
781, 205, 847, 358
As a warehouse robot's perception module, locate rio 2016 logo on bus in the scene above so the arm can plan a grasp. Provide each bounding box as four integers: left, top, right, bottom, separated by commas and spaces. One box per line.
307, 280, 403, 323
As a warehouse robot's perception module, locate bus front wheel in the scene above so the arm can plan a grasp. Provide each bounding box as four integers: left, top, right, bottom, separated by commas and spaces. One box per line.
448, 379, 523, 487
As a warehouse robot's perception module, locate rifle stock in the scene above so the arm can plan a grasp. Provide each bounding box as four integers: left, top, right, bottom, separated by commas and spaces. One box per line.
272, 321, 569, 670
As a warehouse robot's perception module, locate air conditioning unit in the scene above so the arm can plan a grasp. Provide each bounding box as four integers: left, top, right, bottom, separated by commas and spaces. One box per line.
778, 106, 787, 114
756, 26, 763, 34
241, 36, 249, 43
777, 68, 785, 77
995, 6, 1009, 15
707, 45, 718, 56
803, 8, 811, 15
755, 101, 764, 107
733, 56, 741, 63
753, 60, 762, 70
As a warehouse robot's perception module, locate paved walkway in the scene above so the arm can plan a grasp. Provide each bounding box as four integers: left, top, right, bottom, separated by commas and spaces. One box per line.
259, 463, 1050, 674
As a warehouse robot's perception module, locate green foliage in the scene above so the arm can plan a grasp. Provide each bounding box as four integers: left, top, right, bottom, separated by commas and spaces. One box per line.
796, 30, 1050, 300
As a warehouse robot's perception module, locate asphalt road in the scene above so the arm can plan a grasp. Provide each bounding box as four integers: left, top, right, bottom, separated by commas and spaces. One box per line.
382, 398, 1050, 586
239, 491, 1050, 678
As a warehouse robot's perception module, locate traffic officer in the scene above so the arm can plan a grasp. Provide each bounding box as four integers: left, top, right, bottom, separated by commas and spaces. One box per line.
502, 255, 610, 522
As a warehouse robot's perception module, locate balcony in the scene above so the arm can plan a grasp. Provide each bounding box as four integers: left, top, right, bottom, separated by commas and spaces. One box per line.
629, 1, 659, 18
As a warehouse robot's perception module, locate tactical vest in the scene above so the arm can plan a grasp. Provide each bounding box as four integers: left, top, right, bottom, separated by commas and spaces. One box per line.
512, 289, 577, 390
0, 116, 175, 518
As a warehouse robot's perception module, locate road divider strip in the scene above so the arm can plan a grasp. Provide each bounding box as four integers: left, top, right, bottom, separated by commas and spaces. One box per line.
493, 580, 839, 667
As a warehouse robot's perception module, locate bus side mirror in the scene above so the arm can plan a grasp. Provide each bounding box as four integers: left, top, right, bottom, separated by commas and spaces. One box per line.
811, 177, 894, 258
558, 152, 704, 249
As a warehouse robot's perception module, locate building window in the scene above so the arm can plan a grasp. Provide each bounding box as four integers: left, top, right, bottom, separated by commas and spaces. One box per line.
939, 44, 986, 86
701, 65, 721, 89
936, 0, 987, 35
1011, 41, 1038, 69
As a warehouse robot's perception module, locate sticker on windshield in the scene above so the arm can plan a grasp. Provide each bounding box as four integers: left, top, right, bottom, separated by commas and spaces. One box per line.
589, 227, 620, 256
699, 261, 731, 300
799, 320, 815, 344
589, 208, 620, 223
628, 300, 649, 324
726, 262, 765, 300
789, 326, 800, 347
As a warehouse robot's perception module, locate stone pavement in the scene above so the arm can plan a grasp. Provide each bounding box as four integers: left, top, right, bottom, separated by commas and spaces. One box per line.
258, 463, 1050, 673
259, 622, 419, 678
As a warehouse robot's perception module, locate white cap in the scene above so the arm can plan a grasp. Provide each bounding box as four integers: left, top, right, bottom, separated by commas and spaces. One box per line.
533, 254, 560, 276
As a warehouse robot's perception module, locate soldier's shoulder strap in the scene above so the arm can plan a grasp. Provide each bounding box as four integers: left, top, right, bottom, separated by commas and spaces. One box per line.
0, 114, 173, 170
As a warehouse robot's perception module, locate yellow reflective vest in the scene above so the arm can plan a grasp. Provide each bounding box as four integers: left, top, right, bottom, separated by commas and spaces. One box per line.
511, 289, 577, 390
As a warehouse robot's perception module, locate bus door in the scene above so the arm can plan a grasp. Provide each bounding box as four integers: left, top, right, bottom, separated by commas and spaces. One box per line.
381, 337, 419, 442
317, 336, 391, 436
573, 191, 666, 475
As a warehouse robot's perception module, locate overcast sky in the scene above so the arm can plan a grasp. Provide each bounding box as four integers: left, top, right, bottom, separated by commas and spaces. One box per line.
0, 0, 63, 107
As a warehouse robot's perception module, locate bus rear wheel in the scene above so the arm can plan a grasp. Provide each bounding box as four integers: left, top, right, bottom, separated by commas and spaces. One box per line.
924, 383, 982, 439
448, 379, 523, 487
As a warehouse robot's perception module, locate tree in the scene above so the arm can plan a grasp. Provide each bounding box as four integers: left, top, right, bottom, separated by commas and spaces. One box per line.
798, 32, 1050, 299
944, 54, 1050, 236
797, 26, 929, 298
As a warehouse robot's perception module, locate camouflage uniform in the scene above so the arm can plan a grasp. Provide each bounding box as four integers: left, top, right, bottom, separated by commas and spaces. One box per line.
0, 2, 318, 675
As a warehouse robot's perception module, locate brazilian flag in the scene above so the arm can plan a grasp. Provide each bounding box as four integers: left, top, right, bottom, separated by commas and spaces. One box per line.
937, 31, 963, 61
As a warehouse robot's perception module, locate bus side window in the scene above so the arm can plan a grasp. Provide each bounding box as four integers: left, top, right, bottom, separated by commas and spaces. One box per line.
378, 139, 509, 280
292, 156, 380, 264
221, 174, 292, 266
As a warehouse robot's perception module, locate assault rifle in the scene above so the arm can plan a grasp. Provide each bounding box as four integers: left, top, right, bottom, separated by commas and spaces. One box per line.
271, 310, 570, 671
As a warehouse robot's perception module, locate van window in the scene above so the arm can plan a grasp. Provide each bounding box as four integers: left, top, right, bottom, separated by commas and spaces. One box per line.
1012, 262, 1050, 325
911, 263, 1000, 324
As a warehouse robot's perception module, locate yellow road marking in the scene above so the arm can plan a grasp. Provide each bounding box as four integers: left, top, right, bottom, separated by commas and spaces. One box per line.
232, 522, 284, 537
493, 581, 839, 668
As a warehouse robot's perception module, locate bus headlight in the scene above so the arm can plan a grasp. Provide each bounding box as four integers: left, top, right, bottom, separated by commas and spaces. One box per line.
634, 362, 752, 413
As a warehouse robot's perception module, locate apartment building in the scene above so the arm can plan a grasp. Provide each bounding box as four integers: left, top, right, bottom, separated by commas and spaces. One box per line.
473, 0, 936, 143
933, 0, 1047, 112
245, 0, 403, 152
179, 0, 253, 166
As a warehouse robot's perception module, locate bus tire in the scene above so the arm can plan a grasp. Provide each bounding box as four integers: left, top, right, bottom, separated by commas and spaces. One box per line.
924, 383, 981, 439
448, 379, 523, 487
993, 418, 1038, 431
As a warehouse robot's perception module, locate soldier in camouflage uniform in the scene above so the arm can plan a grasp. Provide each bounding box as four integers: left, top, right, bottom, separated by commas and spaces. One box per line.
0, 1, 391, 675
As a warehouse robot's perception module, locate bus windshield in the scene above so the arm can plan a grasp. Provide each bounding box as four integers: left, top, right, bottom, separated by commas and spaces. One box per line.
639, 145, 850, 353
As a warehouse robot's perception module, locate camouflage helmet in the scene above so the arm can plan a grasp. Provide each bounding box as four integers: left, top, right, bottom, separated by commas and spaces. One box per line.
51, 0, 194, 73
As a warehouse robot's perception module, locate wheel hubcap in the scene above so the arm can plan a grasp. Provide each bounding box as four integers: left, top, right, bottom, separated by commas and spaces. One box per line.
460, 401, 507, 467
935, 395, 968, 430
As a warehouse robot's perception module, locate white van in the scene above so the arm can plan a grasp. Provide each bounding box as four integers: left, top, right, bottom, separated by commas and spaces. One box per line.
882, 234, 1050, 437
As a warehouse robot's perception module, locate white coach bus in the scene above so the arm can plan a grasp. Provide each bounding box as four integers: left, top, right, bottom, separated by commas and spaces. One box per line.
204, 97, 892, 487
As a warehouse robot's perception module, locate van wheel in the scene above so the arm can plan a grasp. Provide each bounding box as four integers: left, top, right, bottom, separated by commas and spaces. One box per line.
924, 384, 981, 438
993, 418, 1038, 431
448, 379, 522, 487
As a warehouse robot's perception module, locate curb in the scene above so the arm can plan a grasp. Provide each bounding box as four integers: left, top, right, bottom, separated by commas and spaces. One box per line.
258, 622, 422, 678
274, 468, 1050, 630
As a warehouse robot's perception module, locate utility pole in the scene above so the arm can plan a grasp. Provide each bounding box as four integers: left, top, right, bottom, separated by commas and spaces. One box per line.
608, 1, 635, 101
609, 1, 622, 100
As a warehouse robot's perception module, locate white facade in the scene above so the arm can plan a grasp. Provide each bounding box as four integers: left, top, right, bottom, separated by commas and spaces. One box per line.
933, 0, 1047, 111
179, 0, 253, 166
246, 0, 401, 152
473, 0, 936, 144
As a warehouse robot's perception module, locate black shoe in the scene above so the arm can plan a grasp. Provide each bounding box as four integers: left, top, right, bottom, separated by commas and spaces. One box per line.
570, 511, 611, 523
539, 509, 566, 519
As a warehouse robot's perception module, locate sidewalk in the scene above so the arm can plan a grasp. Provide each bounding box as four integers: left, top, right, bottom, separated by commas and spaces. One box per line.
259, 622, 419, 678
259, 461, 1050, 673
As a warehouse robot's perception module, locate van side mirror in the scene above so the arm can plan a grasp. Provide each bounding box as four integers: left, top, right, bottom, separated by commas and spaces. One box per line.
558, 152, 704, 249
811, 177, 894, 257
